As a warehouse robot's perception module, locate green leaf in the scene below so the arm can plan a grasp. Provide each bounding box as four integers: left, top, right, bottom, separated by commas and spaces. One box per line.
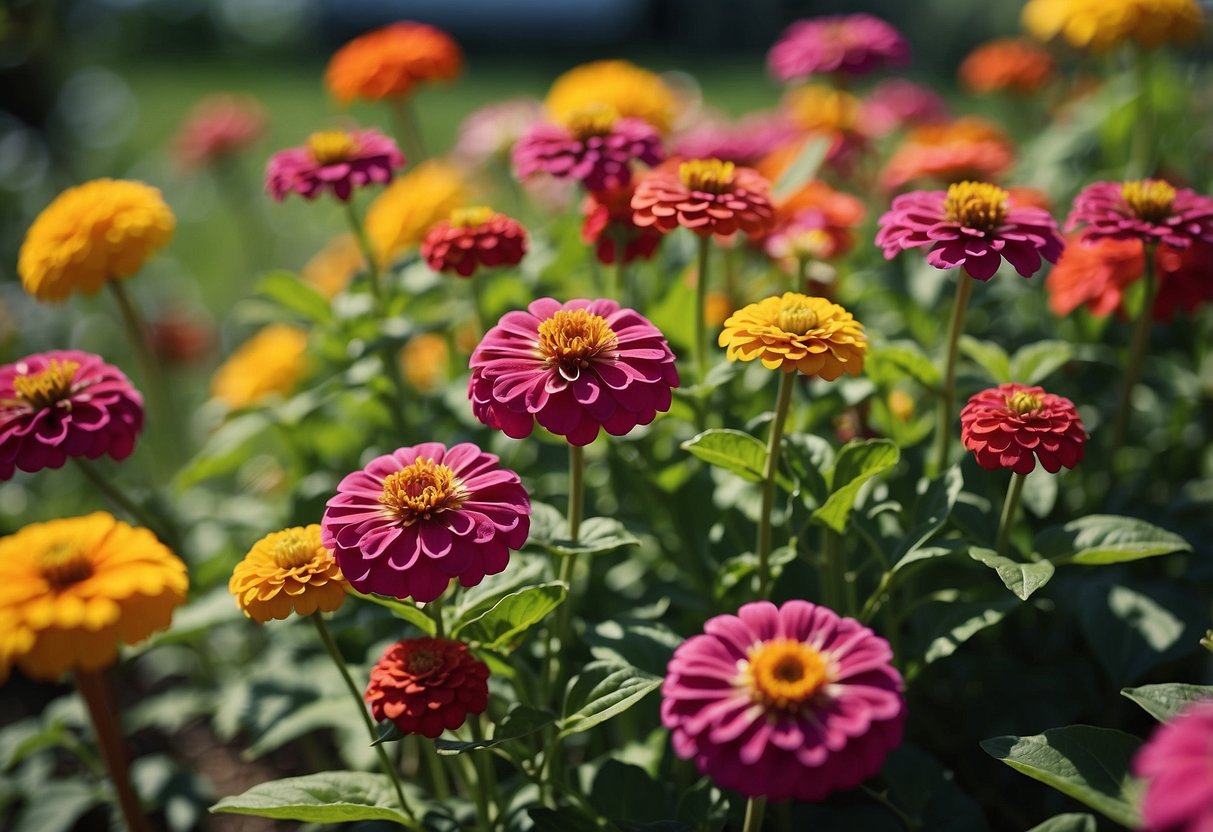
914, 596, 1021, 666
970, 547, 1056, 601
681, 429, 769, 484
1021, 465, 1060, 519
783, 433, 834, 506
257, 270, 334, 324
584, 619, 683, 676
981, 726, 1143, 828
559, 661, 662, 738
1079, 581, 1196, 684
894, 466, 964, 563
355, 593, 437, 636
959, 336, 1011, 383
771, 136, 830, 201
812, 439, 900, 533
1121, 682, 1213, 722
244, 697, 350, 761
453, 582, 566, 651
891, 540, 966, 576
545, 518, 640, 558
1010, 340, 1075, 385
210, 771, 418, 826
176, 412, 272, 488
13, 781, 102, 832
1026, 814, 1097, 832
1037, 515, 1192, 565
434, 704, 554, 755
867, 342, 941, 389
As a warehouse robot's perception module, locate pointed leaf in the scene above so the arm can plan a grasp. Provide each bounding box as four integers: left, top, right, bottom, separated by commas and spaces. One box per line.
559, 661, 661, 738
970, 547, 1056, 600
545, 518, 640, 558
210, 771, 419, 825
771, 136, 830, 200
1026, 814, 1097, 832
1037, 515, 1191, 565
867, 341, 941, 390
257, 270, 334, 324
453, 582, 566, 651
959, 336, 1011, 383
1121, 683, 1213, 722
1011, 340, 1075, 385
434, 704, 554, 755
812, 439, 900, 533
682, 429, 791, 489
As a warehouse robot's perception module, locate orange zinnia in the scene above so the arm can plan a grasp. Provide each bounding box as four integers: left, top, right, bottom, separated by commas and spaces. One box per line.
326, 22, 462, 105
960, 39, 1055, 94
881, 117, 1015, 191
229, 525, 348, 623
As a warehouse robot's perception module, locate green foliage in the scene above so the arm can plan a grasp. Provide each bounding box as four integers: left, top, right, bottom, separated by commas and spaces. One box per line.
210, 771, 421, 826
1121, 682, 1213, 722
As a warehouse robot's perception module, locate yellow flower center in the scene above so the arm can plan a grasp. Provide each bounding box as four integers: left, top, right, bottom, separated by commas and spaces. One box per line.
566, 103, 619, 140
944, 181, 1009, 232
379, 459, 465, 524
307, 130, 359, 165
744, 639, 829, 713
408, 648, 440, 674
1006, 390, 1044, 414
37, 542, 93, 588
776, 298, 820, 335
272, 531, 317, 569
1122, 179, 1176, 223
536, 309, 619, 381
449, 206, 496, 228
679, 158, 736, 194
13, 360, 79, 409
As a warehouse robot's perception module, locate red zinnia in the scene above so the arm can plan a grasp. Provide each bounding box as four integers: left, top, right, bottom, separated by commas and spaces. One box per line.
364, 637, 489, 738
631, 158, 774, 239
1065, 179, 1213, 250
1046, 233, 1145, 319
960, 383, 1086, 475
421, 207, 528, 277
1154, 239, 1213, 321
581, 184, 663, 265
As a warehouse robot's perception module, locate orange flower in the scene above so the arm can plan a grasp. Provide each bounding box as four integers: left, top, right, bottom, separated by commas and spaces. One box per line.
211, 325, 309, 409
765, 180, 866, 261
326, 22, 462, 104
1045, 233, 1145, 318
881, 117, 1015, 190
632, 158, 775, 238
302, 234, 365, 299
229, 526, 348, 623
959, 39, 1055, 94
719, 293, 866, 378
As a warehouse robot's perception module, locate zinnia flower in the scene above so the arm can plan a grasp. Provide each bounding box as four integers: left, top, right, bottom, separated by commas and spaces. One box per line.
1134, 698, 1213, 832
325, 22, 462, 104
546, 60, 676, 133
229, 525, 348, 623
859, 79, 949, 138
876, 181, 1065, 280
766, 180, 866, 262
632, 159, 774, 238
0, 351, 143, 481
265, 128, 404, 202
211, 324, 308, 409
1065, 179, 1213, 250
420, 207, 528, 278
1154, 240, 1213, 321
719, 293, 866, 379
321, 442, 530, 603
960, 383, 1087, 474
881, 118, 1015, 191
0, 512, 188, 682
512, 105, 664, 191
453, 98, 544, 167
661, 600, 905, 802
302, 233, 365, 299
1023, 0, 1202, 52
469, 298, 679, 446
778, 85, 868, 174
1046, 233, 1145, 318
366, 160, 469, 266
173, 93, 267, 170
959, 39, 1056, 95
18, 179, 175, 303
671, 111, 798, 167
767, 14, 910, 83
581, 184, 663, 265
365, 637, 489, 738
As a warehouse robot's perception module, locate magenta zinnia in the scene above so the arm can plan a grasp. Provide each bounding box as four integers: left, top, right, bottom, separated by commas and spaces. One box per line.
1134, 698, 1213, 832
1065, 179, 1213, 250
960, 384, 1087, 475
469, 298, 679, 446
767, 14, 910, 83
0, 351, 143, 480
876, 181, 1064, 280
662, 600, 905, 802
265, 128, 404, 202
321, 442, 530, 603
512, 105, 664, 191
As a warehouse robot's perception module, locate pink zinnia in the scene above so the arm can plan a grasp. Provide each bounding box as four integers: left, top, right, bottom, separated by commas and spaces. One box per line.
876, 181, 1064, 280
453, 98, 544, 167
662, 600, 905, 802
768, 14, 910, 83
671, 112, 799, 167
174, 93, 267, 170
421, 207, 528, 278
859, 80, 949, 138
265, 128, 404, 202
321, 442, 530, 603
1065, 179, 1213, 250
513, 106, 664, 191
469, 298, 679, 446
0, 350, 143, 480
960, 384, 1086, 475
1135, 699, 1213, 832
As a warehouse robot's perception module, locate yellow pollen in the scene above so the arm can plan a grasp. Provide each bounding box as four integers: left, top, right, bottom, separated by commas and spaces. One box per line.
536, 309, 619, 381
37, 542, 93, 588
272, 532, 316, 569
679, 158, 736, 194
12, 360, 80, 410
944, 181, 1009, 231
1006, 390, 1044, 414
449, 206, 497, 228
777, 299, 820, 335
306, 130, 359, 165
565, 103, 619, 140
1122, 179, 1176, 224
744, 639, 829, 713
379, 459, 465, 524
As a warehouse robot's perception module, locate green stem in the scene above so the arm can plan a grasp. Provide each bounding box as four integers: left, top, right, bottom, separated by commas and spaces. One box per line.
859, 570, 894, 623
469, 717, 499, 825
390, 97, 429, 163
932, 275, 974, 476
426, 593, 447, 638
420, 737, 451, 802
822, 529, 848, 615
695, 234, 711, 384
796, 255, 808, 292
995, 472, 1027, 557
345, 201, 383, 303
757, 372, 795, 598
1110, 249, 1157, 457
614, 236, 628, 306
1129, 47, 1154, 179
312, 616, 417, 826
72, 459, 176, 548
75, 669, 152, 832
743, 797, 767, 832
106, 280, 176, 452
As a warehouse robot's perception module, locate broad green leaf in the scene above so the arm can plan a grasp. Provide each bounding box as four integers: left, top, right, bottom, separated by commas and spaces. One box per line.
812, 439, 900, 533
1079, 582, 1194, 684
1021, 465, 1060, 519
559, 661, 662, 738
783, 433, 834, 506
244, 697, 351, 760
257, 270, 334, 324
453, 582, 566, 651
981, 726, 1143, 828
772, 136, 830, 200
585, 619, 683, 676
1011, 340, 1075, 385
176, 412, 271, 488
210, 771, 419, 826
959, 336, 1011, 383
894, 466, 964, 562
891, 540, 966, 576
434, 704, 554, 755
914, 596, 1020, 666
455, 554, 547, 619
681, 429, 768, 484
1121, 683, 1213, 722
545, 518, 640, 558
867, 342, 941, 389
970, 547, 1056, 601
355, 593, 437, 635
1037, 515, 1191, 565
1026, 814, 1097, 832
524, 502, 566, 545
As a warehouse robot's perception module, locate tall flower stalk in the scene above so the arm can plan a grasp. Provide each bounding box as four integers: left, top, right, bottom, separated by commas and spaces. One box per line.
757, 372, 795, 596
1110, 248, 1157, 455
933, 275, 973, 473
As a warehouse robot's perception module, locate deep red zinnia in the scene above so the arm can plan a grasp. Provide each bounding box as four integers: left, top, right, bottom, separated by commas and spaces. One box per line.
364, 637, 489, 739
581, 185, 663, 265
421, 207, 528, 278
960, 383, 1086, 475
266, 128, 404, 202
1065, 179, 1213, 250
632, 158, 775, 239
512, 105, 664, 191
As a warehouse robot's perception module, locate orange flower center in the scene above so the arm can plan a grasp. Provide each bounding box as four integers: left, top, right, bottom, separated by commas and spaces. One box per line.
776, 298, 820, 335
307, 130, 359, 165
743, 638, 829, 712
272, 531, 316, 569
37, 542, 93, 588
1122, 179, 1176, 224
379, 459, 465, 524
944, 181, 1009, 232
536, 309, 619, 381
679, 158, 736, 194
566, 103, 619, 140
449, 206, 496, 228
13, 360, 79, 409
1006, 390, 1044, 414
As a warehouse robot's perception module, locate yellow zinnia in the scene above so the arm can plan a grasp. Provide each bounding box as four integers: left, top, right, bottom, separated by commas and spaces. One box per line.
719, 293, 867, 379
1023, 0, 1202, 52
229, 525, 348, 623
365, 160, 468, 267
0, 513, 188, 682
18, 179, 175, 303
545, 60, 676, 133
211, 324, 308, 409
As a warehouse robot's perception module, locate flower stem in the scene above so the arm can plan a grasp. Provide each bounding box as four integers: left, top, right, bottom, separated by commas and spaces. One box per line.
390, 97, 428, 163
1129, 47, 1154, 179
743, 797, 767, 832
469, 717, 499, 824
822, 528, 848, 615
345, 201, 383, 303
1110, 249, 1157, 457
465, 719, 494, 831
694, 234, 711, 384
757, 372, 795, 598
72, 459, 176, 548
425, 592, 446, 638
796, 255, 808, 292
995, 472, 1027, 557
106, 280, 177, 454
311, 615, 418, 826
543, 444, 585, 692
932, 275, 974, 476
74, 669, 151, 832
